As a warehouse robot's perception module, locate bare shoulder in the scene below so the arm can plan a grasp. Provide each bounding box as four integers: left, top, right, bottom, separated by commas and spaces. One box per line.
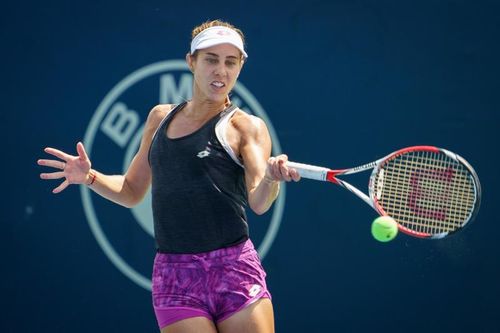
143, 104, 174, 133
147, 104, 173, 125
231, 109, 268, 138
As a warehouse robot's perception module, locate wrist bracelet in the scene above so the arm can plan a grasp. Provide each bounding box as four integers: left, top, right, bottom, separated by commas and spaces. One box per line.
88, 170, 97, 186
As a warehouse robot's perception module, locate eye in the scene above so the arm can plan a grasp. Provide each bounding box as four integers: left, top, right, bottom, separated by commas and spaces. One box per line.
226, 61, 237, 67
206, 58, 218, 64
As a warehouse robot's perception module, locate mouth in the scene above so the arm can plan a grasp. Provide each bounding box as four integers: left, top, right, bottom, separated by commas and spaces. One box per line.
211, 81, 225, 88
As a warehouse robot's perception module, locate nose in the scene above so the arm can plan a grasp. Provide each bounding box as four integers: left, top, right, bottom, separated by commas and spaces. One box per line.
214, 63, 227, 77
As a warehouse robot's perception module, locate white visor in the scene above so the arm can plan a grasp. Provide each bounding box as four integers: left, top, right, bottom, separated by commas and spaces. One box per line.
190, 26, 248, 59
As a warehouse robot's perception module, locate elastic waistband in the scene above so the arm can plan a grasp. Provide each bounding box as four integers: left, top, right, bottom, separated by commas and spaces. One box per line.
155, 239, 255, 264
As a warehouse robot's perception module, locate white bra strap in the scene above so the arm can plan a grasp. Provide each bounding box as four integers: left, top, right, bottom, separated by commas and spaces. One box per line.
215, 108, 244, 168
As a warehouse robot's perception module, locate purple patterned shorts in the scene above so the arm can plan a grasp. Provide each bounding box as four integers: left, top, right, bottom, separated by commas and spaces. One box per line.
152, 239, 271, 329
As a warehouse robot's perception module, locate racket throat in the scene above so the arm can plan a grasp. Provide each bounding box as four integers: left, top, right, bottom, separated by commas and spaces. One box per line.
326, 171, 340, 184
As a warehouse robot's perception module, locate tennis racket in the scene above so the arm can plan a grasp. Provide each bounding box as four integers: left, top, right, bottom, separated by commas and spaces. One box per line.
287, 146, 481, 239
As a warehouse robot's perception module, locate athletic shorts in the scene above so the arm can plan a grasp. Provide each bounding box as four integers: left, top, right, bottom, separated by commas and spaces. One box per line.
151, 239, 271, 330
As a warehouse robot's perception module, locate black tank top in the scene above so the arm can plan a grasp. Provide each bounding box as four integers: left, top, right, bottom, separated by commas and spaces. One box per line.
149, 102, 249, 253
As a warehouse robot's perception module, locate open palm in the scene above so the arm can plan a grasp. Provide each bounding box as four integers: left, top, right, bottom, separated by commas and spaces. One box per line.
38, 142, 92, 193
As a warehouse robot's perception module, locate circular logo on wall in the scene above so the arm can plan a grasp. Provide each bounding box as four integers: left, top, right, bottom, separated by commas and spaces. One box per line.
80, 60, 285, 290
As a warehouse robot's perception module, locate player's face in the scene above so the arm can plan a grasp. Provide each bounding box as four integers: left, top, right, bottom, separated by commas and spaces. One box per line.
189, 44, 244, 103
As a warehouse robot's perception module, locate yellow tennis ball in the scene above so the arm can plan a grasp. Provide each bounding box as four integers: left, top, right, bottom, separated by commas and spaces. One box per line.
371, 216, 398, 242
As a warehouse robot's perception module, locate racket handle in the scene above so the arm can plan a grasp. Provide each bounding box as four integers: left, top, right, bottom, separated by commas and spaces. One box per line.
287, 161, 329, 181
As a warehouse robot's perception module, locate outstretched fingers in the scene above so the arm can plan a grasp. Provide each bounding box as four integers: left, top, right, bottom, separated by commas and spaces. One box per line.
52, 179, 69, 194
37, 159, 66, 170
40, 171, 65, 180
76, 142, 89, 161
38, 142, 93, 193
43, 147, 72, 162
39, 145, 78, 194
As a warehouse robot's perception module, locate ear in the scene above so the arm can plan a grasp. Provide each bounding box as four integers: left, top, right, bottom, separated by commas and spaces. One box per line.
237, 59, 245, 77
185, 53, 194, 72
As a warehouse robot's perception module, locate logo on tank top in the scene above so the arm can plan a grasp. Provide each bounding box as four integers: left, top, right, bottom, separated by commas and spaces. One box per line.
197, 148, 211, 158
81, 60, 286, 291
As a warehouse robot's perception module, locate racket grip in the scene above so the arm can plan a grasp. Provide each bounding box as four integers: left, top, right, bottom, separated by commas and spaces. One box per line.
286, 161, 329, 181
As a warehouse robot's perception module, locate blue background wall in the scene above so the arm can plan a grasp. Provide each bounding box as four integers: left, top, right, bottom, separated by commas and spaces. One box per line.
3, 1, 500, 332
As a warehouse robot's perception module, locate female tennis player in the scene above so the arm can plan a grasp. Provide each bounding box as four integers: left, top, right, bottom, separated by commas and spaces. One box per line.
38, 20, 300, 333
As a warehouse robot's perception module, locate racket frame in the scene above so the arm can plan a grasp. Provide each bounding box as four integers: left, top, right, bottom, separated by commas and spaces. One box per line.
287, 146, 481, 239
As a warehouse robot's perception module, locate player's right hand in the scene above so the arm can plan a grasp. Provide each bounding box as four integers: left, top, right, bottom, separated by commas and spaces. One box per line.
38, 141, 92, 193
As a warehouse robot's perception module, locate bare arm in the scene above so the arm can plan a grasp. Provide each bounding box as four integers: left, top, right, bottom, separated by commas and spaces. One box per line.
233, 113, 300, 215
38, 105, 171, 208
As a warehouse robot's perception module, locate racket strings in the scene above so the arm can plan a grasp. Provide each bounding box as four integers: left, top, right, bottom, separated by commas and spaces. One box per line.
375, 151, 477, 235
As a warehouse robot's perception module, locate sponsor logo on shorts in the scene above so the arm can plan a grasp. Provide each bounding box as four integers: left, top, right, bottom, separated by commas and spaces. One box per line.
80, 60, 286, 291
249, 284, 262, 297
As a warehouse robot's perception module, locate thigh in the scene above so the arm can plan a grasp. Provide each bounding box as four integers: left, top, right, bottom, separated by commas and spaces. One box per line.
217, 298, 275, 333
161, 316, 218, 333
